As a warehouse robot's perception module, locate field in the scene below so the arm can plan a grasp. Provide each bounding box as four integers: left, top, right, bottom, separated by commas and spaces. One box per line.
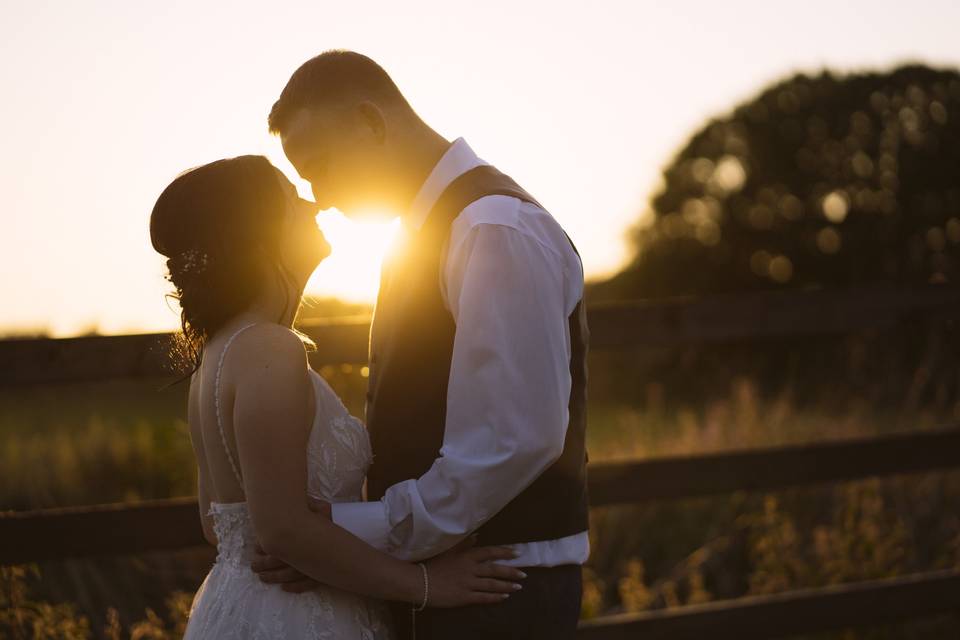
2, 343, 960, 638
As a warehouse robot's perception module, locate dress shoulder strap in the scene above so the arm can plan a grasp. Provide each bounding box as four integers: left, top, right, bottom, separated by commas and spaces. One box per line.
214, 322, 260, 489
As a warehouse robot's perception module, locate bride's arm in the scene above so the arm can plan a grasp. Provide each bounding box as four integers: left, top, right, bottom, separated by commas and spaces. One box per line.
232, 325, 419, 602
231, 324, 521, 605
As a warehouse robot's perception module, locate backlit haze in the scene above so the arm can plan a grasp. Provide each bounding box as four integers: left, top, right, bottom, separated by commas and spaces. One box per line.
2, 1, 959, 337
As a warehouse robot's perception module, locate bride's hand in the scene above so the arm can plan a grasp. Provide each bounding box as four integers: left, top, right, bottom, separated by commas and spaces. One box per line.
422, 537, 526, 608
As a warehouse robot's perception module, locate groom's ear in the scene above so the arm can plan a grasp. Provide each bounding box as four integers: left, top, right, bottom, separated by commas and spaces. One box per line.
354, 101, 387, 146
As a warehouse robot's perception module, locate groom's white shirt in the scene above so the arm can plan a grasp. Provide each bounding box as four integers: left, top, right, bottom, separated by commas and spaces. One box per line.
331, 138, 590, 567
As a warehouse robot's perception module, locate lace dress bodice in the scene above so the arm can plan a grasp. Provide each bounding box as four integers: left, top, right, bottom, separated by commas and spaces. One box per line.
204, 370, 374, 565
183, 324, 392, 639
306, 370, 374, 505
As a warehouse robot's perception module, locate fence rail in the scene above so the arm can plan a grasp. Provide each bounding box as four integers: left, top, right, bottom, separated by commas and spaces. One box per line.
3, 284, 958, 386
578, 568, 960, 639
3, 426, 959, 565
2, 284, 959, 637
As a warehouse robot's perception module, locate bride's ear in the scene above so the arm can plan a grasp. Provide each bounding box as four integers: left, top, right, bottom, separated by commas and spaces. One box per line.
355, 101, 387, 145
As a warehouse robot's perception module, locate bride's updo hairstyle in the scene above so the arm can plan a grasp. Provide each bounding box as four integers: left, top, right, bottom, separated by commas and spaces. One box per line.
150, 154, 312, 378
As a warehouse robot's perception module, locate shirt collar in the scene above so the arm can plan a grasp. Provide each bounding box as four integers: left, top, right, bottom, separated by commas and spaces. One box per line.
406, 137, 488, 231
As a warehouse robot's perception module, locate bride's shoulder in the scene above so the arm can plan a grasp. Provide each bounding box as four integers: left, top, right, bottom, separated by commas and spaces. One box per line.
221, 323, 309, 372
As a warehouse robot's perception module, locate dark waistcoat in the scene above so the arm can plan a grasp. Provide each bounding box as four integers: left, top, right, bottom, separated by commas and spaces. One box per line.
365, 165, 589, 545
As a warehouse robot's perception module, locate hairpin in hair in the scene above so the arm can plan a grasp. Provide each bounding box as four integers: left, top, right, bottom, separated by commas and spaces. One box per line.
179, 247, 209, 274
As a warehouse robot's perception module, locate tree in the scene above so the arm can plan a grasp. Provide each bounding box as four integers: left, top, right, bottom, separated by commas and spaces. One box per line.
593, 65, 960, 300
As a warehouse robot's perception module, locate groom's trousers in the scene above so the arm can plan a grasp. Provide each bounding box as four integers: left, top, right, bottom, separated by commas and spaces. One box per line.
393, 564, 582, 640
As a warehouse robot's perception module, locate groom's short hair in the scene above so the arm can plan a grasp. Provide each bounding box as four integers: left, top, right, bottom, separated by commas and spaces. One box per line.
268, 50, 411, 135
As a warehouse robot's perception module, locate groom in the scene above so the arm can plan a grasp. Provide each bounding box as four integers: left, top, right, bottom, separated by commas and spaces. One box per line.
256, 50, 589, 639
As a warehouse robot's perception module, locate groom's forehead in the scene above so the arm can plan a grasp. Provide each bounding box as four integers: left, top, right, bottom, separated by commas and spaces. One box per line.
282, 107, 344, 152
283, 109, 320, 143
281, 109, 326, 162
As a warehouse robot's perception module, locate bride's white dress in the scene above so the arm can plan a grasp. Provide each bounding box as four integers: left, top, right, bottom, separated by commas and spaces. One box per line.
183, 323, 394, 639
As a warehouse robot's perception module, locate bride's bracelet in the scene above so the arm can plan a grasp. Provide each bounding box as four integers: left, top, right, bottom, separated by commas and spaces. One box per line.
414, 562, 429, 611
411, 562, 429, 639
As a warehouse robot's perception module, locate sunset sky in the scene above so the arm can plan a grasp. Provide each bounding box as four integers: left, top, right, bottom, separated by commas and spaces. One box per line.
2, 0, 959, 337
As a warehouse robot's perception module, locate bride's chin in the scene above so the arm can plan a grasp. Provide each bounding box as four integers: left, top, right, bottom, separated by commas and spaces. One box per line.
314, 244, 332, 264
312, 249, 330, 267
305, 257, 326, 279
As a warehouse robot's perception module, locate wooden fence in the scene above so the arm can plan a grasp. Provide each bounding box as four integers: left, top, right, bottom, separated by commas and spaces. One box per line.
2, 284, 960, 637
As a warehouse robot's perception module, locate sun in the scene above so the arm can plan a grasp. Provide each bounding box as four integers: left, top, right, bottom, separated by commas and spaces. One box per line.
268, 150, 401, 305
305, 211, 401, 303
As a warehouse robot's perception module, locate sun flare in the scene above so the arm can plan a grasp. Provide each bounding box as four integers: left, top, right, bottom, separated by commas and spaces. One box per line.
306, 211, 400, 303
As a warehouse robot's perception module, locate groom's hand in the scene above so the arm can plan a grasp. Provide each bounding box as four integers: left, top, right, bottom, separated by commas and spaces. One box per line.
252, 544, 322, 593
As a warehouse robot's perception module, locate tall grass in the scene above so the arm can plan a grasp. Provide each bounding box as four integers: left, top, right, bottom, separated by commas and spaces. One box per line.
2, 357, 959, 637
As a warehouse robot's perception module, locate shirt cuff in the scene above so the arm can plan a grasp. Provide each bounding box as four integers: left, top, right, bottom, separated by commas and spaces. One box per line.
330, 501, 391, 552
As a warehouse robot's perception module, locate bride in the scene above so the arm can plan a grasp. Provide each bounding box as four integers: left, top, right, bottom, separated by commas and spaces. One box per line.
149, 154, 524, 638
